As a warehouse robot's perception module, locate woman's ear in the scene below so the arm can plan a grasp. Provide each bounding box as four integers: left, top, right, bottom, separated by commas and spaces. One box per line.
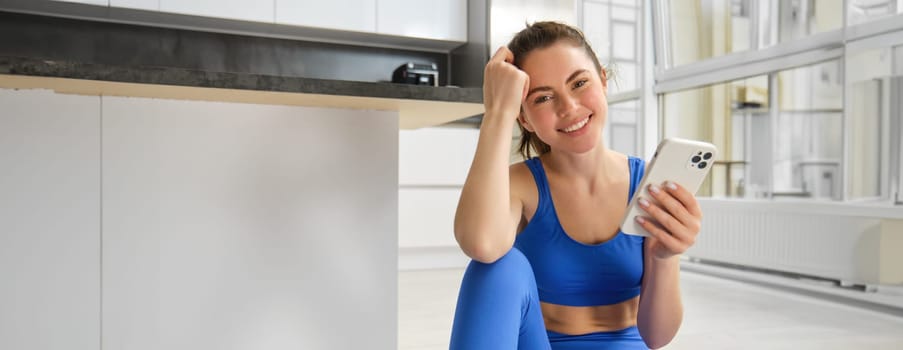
518, 113, 535, 133
600, 68, 608, 92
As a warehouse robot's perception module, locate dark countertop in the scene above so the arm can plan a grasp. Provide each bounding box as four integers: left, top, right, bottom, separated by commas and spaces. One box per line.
0, 54, 486, 129
0, 10, 485, 128
0, 55, 482, 104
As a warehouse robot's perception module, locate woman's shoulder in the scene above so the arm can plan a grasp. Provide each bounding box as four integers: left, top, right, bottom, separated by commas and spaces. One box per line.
614, 151, 645, 168
509, 159, 538, 200
603, 150, 641, 166
509, 159, 534, 182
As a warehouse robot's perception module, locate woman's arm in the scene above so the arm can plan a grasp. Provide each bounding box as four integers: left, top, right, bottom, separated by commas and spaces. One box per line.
454, 47, 529, 264
637, 246, 683, 349
635, 182, 702, 349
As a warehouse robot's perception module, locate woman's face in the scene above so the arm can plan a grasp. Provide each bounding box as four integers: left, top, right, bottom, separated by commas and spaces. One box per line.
519, 41, 607, 155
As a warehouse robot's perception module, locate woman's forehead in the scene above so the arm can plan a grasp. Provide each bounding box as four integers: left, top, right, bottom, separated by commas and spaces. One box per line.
521, 43, 594, 80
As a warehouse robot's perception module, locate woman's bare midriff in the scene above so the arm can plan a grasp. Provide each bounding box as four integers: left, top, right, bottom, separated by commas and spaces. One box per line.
540, 296, 639, 335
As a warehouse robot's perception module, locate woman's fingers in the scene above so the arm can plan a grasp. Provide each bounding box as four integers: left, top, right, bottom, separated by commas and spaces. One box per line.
637, 198, 691, 243
663, 181, 703, 219
489, 46, 514, 63
635, 217, 685, 258
483, 46, 529, 119
645, 183, 701, 234
635, 183, 705, 259
489, 46, 515, 64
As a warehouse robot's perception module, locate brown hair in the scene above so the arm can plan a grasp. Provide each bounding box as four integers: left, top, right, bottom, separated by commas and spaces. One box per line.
507, 21, 606, 160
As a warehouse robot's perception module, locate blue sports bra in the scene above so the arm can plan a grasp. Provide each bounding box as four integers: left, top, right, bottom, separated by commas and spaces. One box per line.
513, 156, 646, 307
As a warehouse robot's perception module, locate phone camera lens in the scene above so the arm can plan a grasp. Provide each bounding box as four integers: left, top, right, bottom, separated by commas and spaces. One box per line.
703, 152, 713, 160
692, 155, 702, 163
698, 161, 708, 169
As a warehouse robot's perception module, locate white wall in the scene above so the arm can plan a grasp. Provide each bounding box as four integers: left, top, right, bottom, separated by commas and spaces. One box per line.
0, 88, 399, 350
489, 0, 576, 51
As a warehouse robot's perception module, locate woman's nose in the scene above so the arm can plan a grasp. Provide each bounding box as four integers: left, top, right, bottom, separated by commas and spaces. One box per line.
556, 94, 580, 116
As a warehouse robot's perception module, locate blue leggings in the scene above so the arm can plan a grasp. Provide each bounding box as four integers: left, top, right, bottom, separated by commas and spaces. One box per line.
449, 248, 647, 350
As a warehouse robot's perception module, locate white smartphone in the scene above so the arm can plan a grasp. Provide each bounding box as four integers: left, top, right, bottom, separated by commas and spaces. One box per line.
620, 137, 718, 237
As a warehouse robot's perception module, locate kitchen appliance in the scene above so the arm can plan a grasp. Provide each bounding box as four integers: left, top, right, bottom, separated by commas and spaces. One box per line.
392, 62, 438, 86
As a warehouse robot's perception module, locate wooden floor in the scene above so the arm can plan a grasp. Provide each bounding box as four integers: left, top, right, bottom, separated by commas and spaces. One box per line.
399, 267, 903, 349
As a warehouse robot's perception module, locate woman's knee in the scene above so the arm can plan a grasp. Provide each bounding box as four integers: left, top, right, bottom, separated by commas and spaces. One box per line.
461, 247, 536, 292
452, 247, 548, 349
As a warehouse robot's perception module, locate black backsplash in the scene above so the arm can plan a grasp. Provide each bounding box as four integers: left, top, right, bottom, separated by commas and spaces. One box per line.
0, 11, 449, 85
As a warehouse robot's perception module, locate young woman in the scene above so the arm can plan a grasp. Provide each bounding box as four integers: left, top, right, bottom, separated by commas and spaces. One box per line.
449, 22, 703, 350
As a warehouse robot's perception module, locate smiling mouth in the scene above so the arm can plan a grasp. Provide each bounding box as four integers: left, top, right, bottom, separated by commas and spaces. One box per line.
559, 115, 591, 133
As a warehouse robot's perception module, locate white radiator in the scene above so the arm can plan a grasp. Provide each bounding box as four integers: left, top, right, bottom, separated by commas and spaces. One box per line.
689, 199, 903, 286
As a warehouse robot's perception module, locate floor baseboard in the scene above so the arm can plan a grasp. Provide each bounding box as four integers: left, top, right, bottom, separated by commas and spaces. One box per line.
399, 246, 470, 271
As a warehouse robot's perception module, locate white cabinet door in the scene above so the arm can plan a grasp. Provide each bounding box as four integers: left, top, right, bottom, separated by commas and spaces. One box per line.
110, 0, 158, 11
51, 0, 109, 6
159, 0, 274, 23
398, 127, 477, 250
399, 128, 479, 186
377, 0, 467, 41
101, 97, 398, 350
0, 89, 101, 350
399, 188, 461, 248
276, 0, 375, 33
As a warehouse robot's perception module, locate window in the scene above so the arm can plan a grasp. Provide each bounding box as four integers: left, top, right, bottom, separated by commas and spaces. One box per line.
847, 50, 886, 200
662, 0, 842, 68
661, 76, 768, 198
584, 0, 645, 158
897, 45, 903, 204
729, 77, 770, 199
606, 100, 639, 155
655, 0, 901, 204
848, 0, 903, 26
846, 40, 903, 202
766, 0, 843, 46
774, 61, 843, 200
897, 78, 903, 205
583, 0, 641, 94
666, 0, 753, 67
662, 60, 847, 201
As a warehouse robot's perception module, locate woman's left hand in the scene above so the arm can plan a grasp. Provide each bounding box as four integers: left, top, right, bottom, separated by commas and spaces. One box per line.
635, 182, 702, 260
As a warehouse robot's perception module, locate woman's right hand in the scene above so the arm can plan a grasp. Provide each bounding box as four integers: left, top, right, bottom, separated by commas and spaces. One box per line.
483, 46, 530, 121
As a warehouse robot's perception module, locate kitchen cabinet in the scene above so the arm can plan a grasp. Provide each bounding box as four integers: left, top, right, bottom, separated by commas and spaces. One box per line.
101, 96, 398, 349
110, 0, 158, 11
159, 0, 274, 23
28, 0, 467, 51
52, 0, 109, 6
0, 89, 101, 350
397, 127, 477, 266
377, 0, 467, 42
276, 0, 376, 33
399, 187, 461, 248
399, 128, 478, 185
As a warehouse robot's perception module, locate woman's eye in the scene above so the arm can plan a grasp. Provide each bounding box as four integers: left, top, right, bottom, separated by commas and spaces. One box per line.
533, 95, 552, 104
573, 79, 588, 89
